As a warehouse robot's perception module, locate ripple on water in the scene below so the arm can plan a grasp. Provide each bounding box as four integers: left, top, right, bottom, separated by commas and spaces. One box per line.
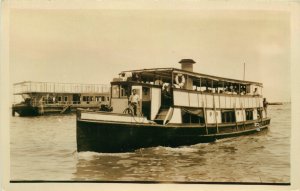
10, 104, 291, 183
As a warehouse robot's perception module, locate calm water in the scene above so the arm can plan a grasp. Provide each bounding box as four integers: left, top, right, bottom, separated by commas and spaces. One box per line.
10, 104, 290, 183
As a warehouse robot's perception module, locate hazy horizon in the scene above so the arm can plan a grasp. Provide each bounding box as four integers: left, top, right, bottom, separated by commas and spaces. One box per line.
9, 9, 291, 102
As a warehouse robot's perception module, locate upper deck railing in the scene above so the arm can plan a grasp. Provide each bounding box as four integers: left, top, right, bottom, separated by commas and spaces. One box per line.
13, 81, 110, 95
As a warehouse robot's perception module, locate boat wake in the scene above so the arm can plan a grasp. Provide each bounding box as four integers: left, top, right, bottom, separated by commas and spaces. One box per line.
153, 146, 199, 153
76, 151, 134, 160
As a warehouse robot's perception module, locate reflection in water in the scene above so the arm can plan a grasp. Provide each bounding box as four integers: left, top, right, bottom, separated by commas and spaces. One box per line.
11, 104, 290, 183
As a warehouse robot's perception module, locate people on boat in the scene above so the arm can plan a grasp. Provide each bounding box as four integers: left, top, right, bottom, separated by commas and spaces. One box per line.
253, 88, 259, 96
263, 98, 268, 115
120, 72, 127, 81
132, 73, 141, 82
154, 78, 163, 85
129, 89, 140, 115
52, 96, 56, 103
120, 72, 133, 81
263, 98, 268, 108
162, 84, 172, 107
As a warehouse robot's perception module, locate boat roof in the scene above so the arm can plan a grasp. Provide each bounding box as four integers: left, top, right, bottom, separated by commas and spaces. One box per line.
121, 67, 263, 87
13, 81, 110, 95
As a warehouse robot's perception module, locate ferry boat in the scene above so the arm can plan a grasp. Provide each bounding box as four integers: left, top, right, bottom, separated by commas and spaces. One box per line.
12, 81, 110, 116
76, 59, 271, 153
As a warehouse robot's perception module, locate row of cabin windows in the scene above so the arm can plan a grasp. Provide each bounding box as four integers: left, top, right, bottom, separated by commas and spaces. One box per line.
175, 84, 261, 96
42, 96, 109, 102
83, 96, 110, 102
177, 74, 262, 96
111, 85, 133, 98
120, 72, 262, 96
111, 85, 151, 99
43, 96, 68, 102
182, 109, 258, 124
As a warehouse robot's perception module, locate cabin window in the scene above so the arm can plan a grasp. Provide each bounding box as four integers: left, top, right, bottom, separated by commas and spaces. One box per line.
107, 97, 110, 101
182, 112, 189, 123
192, 115, 201, 123
181, 109, 205, 124
182, 112, 200, 123
64, 96, 68, 102
221, 110, 236, 123
83, 96, 93, 103
112, 85, 120, 98
245, 109, 253, 120
83, 96, 90, 101
120, 85, 130, 98
58, 96, 62, 102
95, 96, 101, 102
257, 108, 262, 119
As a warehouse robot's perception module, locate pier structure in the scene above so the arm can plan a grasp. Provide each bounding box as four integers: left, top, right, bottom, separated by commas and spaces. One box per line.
12, 81, 110, 116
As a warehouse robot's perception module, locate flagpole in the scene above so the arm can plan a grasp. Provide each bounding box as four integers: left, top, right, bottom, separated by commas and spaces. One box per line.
243, 62, 245, 81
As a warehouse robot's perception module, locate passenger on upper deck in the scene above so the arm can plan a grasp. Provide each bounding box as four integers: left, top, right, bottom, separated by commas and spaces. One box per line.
120, 72, 133, 81
224, 87, 230, 94
154, 78, 163, 85
253, 88, 259, 96
132, 73, 141, 82
203, 87, 212, 93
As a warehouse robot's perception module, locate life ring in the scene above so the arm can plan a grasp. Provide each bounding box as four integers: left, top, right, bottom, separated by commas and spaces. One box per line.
175, 74, 186, 88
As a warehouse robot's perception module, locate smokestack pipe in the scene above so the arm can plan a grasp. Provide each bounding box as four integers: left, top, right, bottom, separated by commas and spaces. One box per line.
178, 59, 196, 72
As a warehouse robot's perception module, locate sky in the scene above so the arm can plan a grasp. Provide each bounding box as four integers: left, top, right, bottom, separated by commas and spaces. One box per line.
9, 9, 291, 102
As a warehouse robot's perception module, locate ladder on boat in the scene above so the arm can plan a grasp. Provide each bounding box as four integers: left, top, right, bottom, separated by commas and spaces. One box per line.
154, 107, 173, 125
61, 104, 72, 114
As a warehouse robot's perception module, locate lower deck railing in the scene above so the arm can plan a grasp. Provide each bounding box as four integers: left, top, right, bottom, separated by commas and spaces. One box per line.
15, 100, 109, 106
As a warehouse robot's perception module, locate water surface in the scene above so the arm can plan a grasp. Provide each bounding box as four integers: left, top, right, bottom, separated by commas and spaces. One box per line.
10, 104, 290, 183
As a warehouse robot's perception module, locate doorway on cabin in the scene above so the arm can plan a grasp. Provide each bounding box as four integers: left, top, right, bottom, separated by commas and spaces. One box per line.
141, 86, 151, 119
161, 84, 172, 108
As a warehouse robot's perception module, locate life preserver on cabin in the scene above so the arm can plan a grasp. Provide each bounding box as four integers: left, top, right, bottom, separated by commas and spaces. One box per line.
175, 73, 186, 88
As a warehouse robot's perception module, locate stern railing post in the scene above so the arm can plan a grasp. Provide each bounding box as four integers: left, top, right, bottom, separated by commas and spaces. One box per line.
202, 99, 208, 135
213, 94, 219, 134
234, 98, 238, 131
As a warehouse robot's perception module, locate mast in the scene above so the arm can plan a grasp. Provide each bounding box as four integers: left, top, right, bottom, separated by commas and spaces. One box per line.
243, 62, 246, 81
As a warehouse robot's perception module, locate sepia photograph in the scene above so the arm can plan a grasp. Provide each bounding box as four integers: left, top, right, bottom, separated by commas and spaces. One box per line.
1, 0, 300, 190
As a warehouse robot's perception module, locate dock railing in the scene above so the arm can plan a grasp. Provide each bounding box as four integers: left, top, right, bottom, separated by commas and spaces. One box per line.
13, 81, 110, 95
28, 100, 108, 107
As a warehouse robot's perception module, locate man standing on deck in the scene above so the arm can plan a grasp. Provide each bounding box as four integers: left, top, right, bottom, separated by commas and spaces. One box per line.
263, 98, 268, 116
129, 89, 140, 116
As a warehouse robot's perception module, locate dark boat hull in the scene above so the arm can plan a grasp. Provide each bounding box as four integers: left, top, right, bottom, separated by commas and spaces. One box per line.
12, 104, 39, 116
12, 104, 100, 117
76, 118, 271, 153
